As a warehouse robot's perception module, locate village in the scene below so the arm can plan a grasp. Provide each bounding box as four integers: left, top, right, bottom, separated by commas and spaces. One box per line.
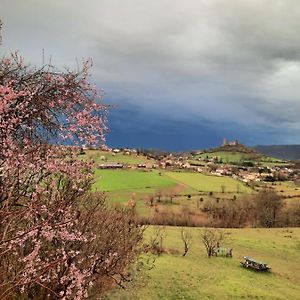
86, 139, 300, 186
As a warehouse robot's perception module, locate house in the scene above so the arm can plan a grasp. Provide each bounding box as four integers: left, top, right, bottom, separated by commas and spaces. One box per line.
137, 164, 146, 168
182, 162, 191, 169
159, 161, 166, 169
98, 163, 123, 169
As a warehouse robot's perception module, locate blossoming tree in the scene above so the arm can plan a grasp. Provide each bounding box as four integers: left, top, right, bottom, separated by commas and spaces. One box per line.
0, 23, 143, 299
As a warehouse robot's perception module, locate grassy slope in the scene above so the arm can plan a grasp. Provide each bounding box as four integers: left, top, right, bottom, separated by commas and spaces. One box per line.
82, 150, 154, 165
93, 170, 180, 216
195, 151, 256, 163
92, 170, 253, 215
195, 151, 287, 166
271, 181, 300, 197
93, 170, 176, 192
106, 226, 300, 300
165, 171, 251, 193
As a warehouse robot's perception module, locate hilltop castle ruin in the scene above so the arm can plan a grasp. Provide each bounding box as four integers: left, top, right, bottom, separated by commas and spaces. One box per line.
222, 138, 239, 146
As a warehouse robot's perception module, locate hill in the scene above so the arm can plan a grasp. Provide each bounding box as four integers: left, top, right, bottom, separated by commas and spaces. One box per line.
255, 145, 300, 160
212, 143, 259, 154
193, 143, 287, 166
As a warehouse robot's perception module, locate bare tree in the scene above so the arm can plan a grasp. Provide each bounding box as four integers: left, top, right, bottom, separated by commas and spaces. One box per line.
236, 183, 240, 194
289, 201, 300, 226
146, 226, 166, 255
221, 185, 226, 194
201, 228, 224, 257
146, 195, 156, 207
170, 194, 174, 204
181, 227, 192, 256
156, 189, 164, 203
254, 189, 282, 227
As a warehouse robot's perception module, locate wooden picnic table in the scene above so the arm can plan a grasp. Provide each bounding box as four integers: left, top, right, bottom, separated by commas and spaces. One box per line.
240, 256, 271, 271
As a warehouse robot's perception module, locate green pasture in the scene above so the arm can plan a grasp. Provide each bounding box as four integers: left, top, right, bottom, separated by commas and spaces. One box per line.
93, 169, 180, 215
194, 151, 288, 166
92, 169, 252, 215
93, 169, 176, 192
165, 171, 251, 193
260, 156, 287, 163
195, 151, 258, 163
106, 226, 300, 300
81, 150, 154, 165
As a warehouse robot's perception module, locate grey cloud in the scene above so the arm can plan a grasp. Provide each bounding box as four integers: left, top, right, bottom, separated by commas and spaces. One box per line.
1, 0, 300, 143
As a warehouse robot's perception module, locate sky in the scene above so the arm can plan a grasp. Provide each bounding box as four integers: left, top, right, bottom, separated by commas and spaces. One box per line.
1, 0, 300, 151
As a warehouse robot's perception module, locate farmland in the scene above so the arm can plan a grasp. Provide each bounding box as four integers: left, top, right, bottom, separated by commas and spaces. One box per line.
105, 226, 300, 300
93, 169, 179, 216
93, 169, 250, 194
193, 151, 288, 167
194, 151, 256, 164
88, 147, 300, 225
92, 168, 253, 218
93, 169, 176, 192
82, 149, 154, 165
165, 171, 251, 193
87, 148, 300, 298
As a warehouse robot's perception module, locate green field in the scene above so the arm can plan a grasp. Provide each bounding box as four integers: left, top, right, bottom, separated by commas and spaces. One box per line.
82, 150, 154, 165
165, 171, 251, 193
92, 169, 180, 215
93, 169, 176, 192
195, 151, 257, 163
194, 151, 287, 166
92, 169, 253, 216
106, 226, 300, 300
90, 158, 300, 299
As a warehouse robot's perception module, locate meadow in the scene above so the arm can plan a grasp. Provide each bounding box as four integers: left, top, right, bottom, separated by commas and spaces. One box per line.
194, 151, 258, 164
93, 169, 176, 192
105, 226, 300, 300
82, 150, 154, 165
92, 168, 253, 218
165, 171, 251, 193
93, 169, 251, 195
194, 151, 288, 166
93, 169, 179, 216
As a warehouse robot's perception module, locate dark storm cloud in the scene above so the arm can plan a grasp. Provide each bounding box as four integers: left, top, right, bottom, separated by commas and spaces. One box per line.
1, 0, 300, 147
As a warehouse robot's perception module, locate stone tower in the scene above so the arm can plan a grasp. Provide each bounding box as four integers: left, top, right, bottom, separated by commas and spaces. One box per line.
222, 138, 228, 146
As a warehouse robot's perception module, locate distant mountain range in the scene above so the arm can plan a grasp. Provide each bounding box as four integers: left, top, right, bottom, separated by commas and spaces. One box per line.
254, 145, 300, 160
